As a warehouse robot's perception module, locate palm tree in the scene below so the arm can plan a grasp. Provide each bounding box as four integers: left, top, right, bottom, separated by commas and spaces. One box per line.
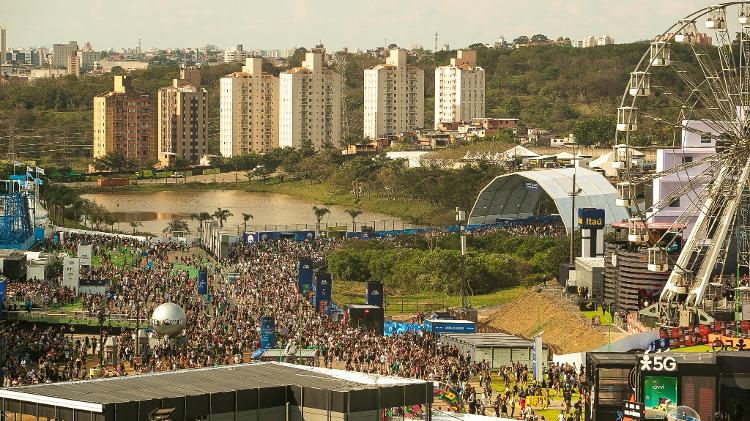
345, 209, 363, 232
213, 207, 233, 228
129, 221, 142, 235
312, 205, 330, 234
190, 212, 212, 234
241, 213, 253, 233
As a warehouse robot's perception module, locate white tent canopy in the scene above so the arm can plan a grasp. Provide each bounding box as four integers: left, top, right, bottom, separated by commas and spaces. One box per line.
502, 145, 539, 160
468, 168, 629, 229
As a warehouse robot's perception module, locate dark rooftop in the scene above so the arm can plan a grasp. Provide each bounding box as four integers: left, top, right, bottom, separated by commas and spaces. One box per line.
441, 333, 541, 348
2, 362, 423, 406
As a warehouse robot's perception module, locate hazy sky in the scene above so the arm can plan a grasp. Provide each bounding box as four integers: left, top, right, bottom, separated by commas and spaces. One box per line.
0, 0, 719, 50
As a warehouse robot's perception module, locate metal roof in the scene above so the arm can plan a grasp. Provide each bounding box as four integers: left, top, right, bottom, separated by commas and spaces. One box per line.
0, 362, 420, 408
441, 333, 540, 348
468, 167, 629, 230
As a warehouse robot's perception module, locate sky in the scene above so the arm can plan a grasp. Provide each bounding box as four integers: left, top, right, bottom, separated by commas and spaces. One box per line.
0, 0, 720, 51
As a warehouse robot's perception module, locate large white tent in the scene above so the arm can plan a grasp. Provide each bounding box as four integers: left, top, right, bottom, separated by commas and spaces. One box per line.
468, 167, 629, 229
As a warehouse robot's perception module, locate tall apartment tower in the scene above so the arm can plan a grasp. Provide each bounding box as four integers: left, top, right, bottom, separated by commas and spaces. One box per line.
279, 50, 342, 148
0, 27, 6, 64
434, 49, 485, 129
157, 67, 208, 166
52, 41, 78, 68
363, 49, 424, 139
93, 76, 156, 163
219, 57, 279, 156
66, 54, 80, 77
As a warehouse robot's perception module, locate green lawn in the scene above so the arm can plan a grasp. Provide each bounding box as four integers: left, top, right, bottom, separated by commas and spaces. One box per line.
333, 281, 527, 316
581, 310, 613, 326
673, 344, 713, 353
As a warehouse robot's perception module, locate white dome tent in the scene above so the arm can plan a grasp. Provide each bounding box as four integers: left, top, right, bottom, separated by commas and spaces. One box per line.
468, 167, 629, 229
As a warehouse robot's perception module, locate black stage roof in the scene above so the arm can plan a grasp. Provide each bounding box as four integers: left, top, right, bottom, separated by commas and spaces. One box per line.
0, 362, 433, 420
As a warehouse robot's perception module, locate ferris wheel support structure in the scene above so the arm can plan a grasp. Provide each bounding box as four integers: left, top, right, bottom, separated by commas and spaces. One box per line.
617, 2, 750, 326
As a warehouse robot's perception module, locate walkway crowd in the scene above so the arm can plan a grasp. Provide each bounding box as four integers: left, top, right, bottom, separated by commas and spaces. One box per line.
0, 223, 585, 419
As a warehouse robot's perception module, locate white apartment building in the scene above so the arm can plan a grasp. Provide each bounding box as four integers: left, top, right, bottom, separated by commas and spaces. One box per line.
278, 50, 342, 148
434, 50, 485, 129
224, 45, 248, 63
220, 57, 279, 156
363, 49, 424, 139
649, 120, 718, 238
576, 35, 615, 48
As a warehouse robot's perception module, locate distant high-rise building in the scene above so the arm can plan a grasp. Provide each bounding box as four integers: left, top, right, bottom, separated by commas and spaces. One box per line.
66, 53, 80, 77
220, 57, 279, 156
363, 49, 424, 139
157, 68, 208, 166
0, 27, 6, 64
52, 41, 78, 68
278, 50, 342, 149
224, 44, 248, 63
434, 50, 485, 129
77, 50, 99, 70
93, 76, 156, 163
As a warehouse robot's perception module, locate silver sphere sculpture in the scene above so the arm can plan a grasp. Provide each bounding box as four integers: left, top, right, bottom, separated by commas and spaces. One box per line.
150, 302, 187, 337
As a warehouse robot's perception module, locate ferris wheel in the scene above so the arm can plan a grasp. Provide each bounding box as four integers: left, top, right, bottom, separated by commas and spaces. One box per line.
616, 2, 750, 326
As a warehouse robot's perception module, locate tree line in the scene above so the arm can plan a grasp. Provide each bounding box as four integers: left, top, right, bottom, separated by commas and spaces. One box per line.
326, 230, 567, 294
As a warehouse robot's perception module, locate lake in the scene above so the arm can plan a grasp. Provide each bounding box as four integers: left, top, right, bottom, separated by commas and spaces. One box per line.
83, 190, 406, 236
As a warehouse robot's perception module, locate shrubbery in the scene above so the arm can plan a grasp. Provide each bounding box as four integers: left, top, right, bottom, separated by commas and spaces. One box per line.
327, 231, 566, 294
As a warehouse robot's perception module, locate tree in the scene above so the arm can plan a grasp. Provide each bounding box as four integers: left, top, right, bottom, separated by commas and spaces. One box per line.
513, 36, 529, 45
129, 221, 142, 234
530, 34, 549, 43
242, 213, 253, 233
213, 207, 233, 228
572, 116, 616, 146
164, 217, 189, 237
190, 212, 213, 233
92, 152, 138, 173
312, 205, 330, 234
345, 209, 363, 232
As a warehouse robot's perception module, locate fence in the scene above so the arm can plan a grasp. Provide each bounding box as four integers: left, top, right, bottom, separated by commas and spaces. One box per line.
337, 292, 447, 315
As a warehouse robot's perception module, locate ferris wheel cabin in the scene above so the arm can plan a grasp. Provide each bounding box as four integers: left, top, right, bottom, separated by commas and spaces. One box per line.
628, 72, 651, 97
674, 19, 698, 43
740, 4, 750, 25
705, 7, 727, 29
649, 41, 671, 67
616, 107, 638, 132
647, 247, 670, 272
627, 218, 649, 243
615, 182, 636, 207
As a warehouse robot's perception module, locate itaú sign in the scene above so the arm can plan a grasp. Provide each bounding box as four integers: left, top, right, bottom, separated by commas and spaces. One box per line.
640, 353, 677, 372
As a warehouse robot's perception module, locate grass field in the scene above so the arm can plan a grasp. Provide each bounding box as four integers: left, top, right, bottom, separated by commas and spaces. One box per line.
673, 344, 713, 353
581, 310, 613, 326
333, 280, 527, 316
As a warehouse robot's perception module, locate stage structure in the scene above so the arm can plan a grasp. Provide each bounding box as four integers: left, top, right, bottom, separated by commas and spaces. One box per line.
1, 169, 42, 250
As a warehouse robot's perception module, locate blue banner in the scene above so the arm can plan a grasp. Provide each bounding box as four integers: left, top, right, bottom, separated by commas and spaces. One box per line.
298, 258, 314, 296
423, 319, 476, 334
383, 321, 423, 336
0, 280, 6, 321
313, 272, 332, 314
260, 316, 276, 349
197, 269, 208, 295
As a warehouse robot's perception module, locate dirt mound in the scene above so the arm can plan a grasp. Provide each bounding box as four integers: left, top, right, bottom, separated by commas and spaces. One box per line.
480, 290, 608, 354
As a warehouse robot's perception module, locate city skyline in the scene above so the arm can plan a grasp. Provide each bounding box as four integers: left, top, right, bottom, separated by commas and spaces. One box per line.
1, 0, 717, 50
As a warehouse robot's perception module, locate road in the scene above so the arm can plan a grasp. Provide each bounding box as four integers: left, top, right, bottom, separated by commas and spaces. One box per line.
63, 171, 246, 188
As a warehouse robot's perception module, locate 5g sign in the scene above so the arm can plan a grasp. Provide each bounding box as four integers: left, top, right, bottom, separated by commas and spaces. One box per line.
640, 354, 677, 372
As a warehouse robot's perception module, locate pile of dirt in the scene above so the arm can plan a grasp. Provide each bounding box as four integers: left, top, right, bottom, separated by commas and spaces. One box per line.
480, 290, 608, 354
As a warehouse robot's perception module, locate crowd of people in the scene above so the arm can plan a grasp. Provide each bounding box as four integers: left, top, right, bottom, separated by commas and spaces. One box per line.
0, 224, 584, 419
